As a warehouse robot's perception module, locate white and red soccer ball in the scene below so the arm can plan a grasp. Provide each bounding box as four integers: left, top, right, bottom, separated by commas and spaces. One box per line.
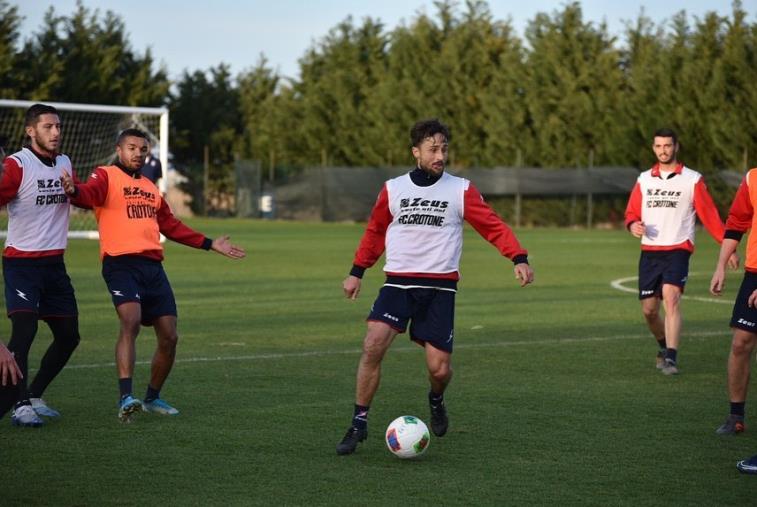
385, 415, 430, 458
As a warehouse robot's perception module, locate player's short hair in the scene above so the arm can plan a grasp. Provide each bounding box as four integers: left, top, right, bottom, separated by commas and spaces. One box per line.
411, 119, 451, 148
653, 128, 678, 145
117, 128, 149, 146
25, 103, 59, 127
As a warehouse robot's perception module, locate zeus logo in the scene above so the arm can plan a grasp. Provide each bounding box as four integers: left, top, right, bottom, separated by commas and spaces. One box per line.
112, 290, 123, 297
382, 313, 399, 322
15, 289, 29, 301
36, 179, 61, 189
640, 290, 655, 296
400, 198, 449, 209
737, 318, 756, 328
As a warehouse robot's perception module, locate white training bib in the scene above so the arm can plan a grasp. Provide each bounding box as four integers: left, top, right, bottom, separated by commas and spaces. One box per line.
384, 172, 467, 274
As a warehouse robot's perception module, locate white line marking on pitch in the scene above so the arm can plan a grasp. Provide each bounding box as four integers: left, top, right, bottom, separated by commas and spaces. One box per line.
610, 273, 733, 304
63, 329, 728, 371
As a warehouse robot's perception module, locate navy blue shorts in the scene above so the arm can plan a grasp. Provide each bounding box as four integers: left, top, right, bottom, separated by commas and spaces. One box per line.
102, 255, 176, 326
637, 250, 691, 299
3, 255, 77, 319
368, 286, 455, 353
730, 271, 757, 332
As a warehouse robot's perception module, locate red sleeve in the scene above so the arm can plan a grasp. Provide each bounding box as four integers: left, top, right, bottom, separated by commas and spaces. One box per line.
156, 198, 208, 249
463, 183, 527, 261
624, 181, 642, 229
71, 167, 109, 208
693, 177, 725, 243
0, 157, 23, 206
724, 178, 753, 234
352, 185, 391, 271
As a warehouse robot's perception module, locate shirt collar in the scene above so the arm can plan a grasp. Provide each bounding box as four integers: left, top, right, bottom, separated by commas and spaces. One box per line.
115, 160, 142, 178
25, 145, 56, 167
650, 162, 684, 178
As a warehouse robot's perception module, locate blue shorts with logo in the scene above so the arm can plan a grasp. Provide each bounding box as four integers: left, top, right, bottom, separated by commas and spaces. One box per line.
3, 255, 78, 318
368, 285, 456, 353
102, 255, 176, 326
730, 271, 757, 332
638, 250, 691, 299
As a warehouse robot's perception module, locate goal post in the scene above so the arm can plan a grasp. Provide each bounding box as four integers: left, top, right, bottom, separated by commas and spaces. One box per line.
0, 99, 169, 239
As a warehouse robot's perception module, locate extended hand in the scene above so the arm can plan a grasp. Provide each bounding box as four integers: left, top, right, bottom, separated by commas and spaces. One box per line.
343, 275, 361, 300
514, 263, 534, 287
211, 236, 246, 259
629, 221, 645, 238
727, 252, 740, 270
710, 267, 726, 296
0, 344, 22, 387
60, 171, 76, 195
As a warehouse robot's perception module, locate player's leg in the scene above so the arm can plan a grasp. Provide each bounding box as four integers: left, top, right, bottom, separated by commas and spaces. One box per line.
115, 302, 144, 422
425, 344, 452, 437
660, 283, 683, 375
337, 286, 407, 455
717, 329, 756, 434
27, 264, 81, 418
26, 317, 80, 418
139, 264, 179, 415
414, 289, 455, 437
338, 321, 398, 455
638, 252, 667, 368
142, 315, 179, 415
716, 271, 757, 434
640, 297, 666, 367
7, 313, 42, 427
356, 320, 398, 407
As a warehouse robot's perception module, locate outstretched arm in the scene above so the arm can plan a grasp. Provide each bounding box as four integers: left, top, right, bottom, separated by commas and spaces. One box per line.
211, 235, 246, 259
464, 183, 533, 286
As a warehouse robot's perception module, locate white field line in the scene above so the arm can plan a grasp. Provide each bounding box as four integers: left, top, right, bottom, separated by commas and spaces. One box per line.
610, 273, 734, 305
63, 329, 728, 371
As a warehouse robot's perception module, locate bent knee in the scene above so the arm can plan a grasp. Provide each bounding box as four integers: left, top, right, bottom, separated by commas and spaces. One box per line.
732, 332, 757, 355
429, 363, 452, 383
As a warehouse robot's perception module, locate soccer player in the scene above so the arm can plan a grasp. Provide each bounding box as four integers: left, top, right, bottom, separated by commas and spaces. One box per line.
61, 128, 245, 422
710, 167, 757, 435
624, 128, 737, 376
335, 119, 534, 455
0, 103, 83, 427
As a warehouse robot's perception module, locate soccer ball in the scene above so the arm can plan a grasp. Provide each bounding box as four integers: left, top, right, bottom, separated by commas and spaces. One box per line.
385, 415, 430, 458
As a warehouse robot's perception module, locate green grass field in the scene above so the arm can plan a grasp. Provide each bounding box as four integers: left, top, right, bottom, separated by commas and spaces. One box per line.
3, 220, 757, 505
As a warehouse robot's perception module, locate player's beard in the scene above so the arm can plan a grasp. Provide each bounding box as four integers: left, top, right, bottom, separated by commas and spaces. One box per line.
419, 159, 445, 176
34, 136, 59, 155
656, 153, 674, 164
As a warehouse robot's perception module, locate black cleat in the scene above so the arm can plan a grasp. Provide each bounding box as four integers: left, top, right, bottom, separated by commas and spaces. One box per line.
430, 401, 448, 437
336, 426, 367, 455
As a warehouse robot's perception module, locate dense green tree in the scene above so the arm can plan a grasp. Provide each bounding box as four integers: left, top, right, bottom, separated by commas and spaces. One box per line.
0, 1, 22, 98
523, 2, 625, 168
169, 64, 241, 213
16, 2, 168, 105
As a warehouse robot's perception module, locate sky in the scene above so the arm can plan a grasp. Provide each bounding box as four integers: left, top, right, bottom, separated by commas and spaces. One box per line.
18, 1, 756, 81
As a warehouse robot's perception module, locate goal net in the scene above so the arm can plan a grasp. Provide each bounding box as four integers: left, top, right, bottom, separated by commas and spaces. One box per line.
0, 99, 169, 239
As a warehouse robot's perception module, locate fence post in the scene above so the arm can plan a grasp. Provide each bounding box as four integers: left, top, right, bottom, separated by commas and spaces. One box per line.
514, 193, 522, 228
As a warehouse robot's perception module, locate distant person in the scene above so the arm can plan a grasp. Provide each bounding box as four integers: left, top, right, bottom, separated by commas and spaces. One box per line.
335, 119, 534, 455
142, 153, 162, 185
624, 128, 737, 375
0, 103, 83, 427
61, 128, 246, 422
710, 166, 757, 435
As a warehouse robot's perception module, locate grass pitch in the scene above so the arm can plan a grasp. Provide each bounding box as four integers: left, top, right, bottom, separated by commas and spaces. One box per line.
2, 220, 757, 505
